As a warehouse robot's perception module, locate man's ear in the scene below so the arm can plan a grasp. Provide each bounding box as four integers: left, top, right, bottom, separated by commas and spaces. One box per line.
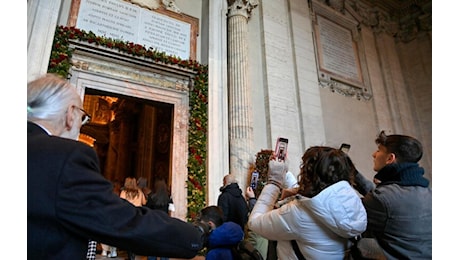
65, 105, 76, 130
387, 153, 397, 164
208, 221, 216, 230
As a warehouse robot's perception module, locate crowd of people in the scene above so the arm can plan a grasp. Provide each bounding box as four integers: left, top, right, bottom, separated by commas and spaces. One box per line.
27, 73, 432, 259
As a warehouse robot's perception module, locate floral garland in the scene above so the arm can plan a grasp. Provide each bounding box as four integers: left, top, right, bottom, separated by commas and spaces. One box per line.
253, 149, 273, 196
47, 26, 208, 222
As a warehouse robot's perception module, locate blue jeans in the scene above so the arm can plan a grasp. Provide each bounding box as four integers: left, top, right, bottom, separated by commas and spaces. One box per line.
147, 257, 169, 260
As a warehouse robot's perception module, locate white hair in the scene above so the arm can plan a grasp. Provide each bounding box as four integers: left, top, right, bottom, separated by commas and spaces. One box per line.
27, 74, 81, 123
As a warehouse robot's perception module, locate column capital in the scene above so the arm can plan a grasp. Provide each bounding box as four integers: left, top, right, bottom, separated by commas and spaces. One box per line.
227, 0, 259, 19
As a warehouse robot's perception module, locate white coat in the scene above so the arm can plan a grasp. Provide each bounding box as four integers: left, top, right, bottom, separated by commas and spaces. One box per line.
248, 181, 367, 260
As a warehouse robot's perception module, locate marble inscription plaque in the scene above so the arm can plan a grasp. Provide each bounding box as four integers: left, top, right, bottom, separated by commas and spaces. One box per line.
138, 9, 190, 58
315, 15, 363, 85
76, 0, 191, 60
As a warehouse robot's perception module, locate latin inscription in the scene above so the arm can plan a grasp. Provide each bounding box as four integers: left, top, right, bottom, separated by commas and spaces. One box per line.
76, 0, 191, 59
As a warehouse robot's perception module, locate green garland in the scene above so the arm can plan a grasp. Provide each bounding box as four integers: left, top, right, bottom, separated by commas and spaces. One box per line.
253, 149, 273, 196
47, 26, 208, 222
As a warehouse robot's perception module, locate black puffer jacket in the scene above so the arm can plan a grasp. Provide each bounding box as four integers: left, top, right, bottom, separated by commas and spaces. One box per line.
217, 183, 249, 229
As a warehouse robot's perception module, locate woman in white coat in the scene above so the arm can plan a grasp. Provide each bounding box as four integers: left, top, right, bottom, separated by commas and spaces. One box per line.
248, 146, 367, 260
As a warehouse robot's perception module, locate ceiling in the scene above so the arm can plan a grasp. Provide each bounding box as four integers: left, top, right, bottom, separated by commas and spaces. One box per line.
365, 0, 431, 20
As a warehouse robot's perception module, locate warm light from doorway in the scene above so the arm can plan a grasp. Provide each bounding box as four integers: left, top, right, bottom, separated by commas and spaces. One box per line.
79, 133, 96, 147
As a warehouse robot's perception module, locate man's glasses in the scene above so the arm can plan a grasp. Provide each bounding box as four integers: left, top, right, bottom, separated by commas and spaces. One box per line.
74, 106, 91, 125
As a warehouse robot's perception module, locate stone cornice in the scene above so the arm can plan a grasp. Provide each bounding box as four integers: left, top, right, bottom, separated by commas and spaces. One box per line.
345, 0, 431, 42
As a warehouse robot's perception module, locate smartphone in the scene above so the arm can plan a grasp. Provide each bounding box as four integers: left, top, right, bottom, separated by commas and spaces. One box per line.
275, 137, 289, 161
250, 171, 259, 190
340, 143, 351, 153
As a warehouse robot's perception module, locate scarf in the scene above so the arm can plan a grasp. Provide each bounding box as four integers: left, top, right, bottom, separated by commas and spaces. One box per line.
374, 162, 429, 187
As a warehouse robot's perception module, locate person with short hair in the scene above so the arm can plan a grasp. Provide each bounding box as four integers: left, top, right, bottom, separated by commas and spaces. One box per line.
27, 73, 208, 260
354, 131, 432, 259
198, 206, 244, 260
217, 174, 249, 230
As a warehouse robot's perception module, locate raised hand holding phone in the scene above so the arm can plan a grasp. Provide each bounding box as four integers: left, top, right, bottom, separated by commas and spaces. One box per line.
275, 137, 289, 162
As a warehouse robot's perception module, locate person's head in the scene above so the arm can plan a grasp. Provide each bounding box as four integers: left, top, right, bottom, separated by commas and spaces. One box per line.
199, 206, 224, 230
137, 177, 148, 189
223, 174, 237, 186
137, 177, 151, 194
27, 73, 91, 140
124, 177, 138, 190
112, 179, 122, 194
372, 130, 423, 172
297, 146, 356, 198
153, 179, 168, 194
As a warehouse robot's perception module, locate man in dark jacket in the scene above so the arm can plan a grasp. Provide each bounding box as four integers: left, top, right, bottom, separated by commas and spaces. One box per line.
217, 174, 249, 230
27, 74, 208, 259
354, 131, 432, 259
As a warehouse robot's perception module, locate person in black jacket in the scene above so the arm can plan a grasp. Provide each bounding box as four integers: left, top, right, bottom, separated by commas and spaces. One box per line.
27, 73, 208, 260
217, 174, 249, 230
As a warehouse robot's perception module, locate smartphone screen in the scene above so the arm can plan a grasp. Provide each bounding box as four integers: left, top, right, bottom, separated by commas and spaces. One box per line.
340, 143, 351, 153
275, 137, 289, 161
250, 171, 259, 190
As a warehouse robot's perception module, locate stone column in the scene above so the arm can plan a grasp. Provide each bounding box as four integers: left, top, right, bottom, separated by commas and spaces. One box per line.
227, 0, 258, 185
27, 0, 62, 81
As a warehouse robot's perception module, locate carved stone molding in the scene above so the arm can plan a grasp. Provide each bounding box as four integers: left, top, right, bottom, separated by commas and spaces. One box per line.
68, 40, 195, 93
318, 78, 372, 101
346, 0, 431, 42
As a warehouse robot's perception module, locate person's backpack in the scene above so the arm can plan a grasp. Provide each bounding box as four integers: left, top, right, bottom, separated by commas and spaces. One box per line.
231, 240, 264, 260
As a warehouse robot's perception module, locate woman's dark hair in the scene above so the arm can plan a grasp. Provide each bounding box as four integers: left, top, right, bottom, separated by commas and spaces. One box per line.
199, 206, 224, 227
375, 130, 423, 163
149, 179, 170, 210
297, 146, 357, 198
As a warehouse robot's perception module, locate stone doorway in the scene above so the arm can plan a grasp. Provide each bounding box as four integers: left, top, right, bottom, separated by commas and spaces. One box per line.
68, 41, 195, 219
80, 89, 174, 198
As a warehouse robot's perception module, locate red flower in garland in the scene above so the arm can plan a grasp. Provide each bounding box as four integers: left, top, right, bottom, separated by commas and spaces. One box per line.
188, 176, 202, 190
194, 154, 203, 165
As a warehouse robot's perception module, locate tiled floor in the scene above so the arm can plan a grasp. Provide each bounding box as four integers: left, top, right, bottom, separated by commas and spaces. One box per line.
95, 252, 204, 260
94, 242, 206, 260
95, 251, 147, 260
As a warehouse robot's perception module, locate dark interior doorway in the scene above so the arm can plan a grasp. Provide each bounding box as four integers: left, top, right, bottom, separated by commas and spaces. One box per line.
79, 88, 174, 191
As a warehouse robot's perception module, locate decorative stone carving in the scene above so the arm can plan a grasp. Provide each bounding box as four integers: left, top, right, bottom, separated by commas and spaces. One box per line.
162, 0, 181, 13
227, 0, 258, 18
347, 0, 398, 35
327, 0, 345, 13
319, 79, 372, 101
128, 0, 161, 10
125, 0, 181, 13
347, 0, 431, 42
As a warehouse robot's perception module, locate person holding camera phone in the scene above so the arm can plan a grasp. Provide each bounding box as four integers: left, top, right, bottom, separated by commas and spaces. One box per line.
248, 146, 367, 259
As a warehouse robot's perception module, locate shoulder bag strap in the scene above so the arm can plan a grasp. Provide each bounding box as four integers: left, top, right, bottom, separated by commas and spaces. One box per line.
290, 240, 306, 260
